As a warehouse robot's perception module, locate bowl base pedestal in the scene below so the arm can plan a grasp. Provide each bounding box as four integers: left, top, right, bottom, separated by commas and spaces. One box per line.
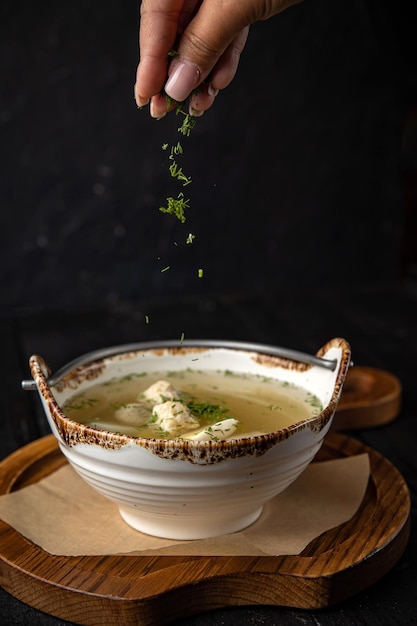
118, 505, 263, 540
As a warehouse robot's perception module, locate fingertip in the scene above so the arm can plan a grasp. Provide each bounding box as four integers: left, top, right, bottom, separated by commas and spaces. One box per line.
136, 95, 150, 109
207, 84, 219, 98
188, 83, 219, 116
165, 60, 201, 103
134, 79, 150, 109
189, 106, 204, 118
149, 93, 176, 119
150, 99, 166, 119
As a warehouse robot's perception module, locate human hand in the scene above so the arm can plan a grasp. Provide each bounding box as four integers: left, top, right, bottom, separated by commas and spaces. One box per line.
134, 0, 302, 118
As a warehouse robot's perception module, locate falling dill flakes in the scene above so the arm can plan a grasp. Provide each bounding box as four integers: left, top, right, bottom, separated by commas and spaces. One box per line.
177, 110, 197, 137
168, 161, 192, 186
159, 193, 189, 223
160, 265, 170, 273
180, 332, 185, 344
170, 142, 183, 157
156, 57, 203, 283
145, 315, 150, 324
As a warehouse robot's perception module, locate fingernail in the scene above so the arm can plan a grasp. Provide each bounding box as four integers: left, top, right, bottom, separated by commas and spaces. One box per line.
165, 61, 201, 102
136, 96, 149, 109
134, 83, 149, 108
135, 93, 149, 109
150, 99, 166, 119
208, 84, 219, 98
189, 106, 204, 118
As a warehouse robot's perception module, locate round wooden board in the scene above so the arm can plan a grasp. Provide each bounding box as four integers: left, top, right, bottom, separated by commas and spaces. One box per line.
0, 432, 410, 626
333, 366, 402, 430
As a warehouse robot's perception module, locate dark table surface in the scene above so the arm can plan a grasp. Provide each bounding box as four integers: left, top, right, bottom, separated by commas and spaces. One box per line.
1, 281, 417, 625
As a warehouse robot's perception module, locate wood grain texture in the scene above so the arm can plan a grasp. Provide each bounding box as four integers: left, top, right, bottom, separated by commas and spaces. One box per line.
333, 366, 402, 430
0, 432, 410, 626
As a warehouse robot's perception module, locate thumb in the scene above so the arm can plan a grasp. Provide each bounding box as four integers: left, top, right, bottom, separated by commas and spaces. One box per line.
164, 0, 258, 101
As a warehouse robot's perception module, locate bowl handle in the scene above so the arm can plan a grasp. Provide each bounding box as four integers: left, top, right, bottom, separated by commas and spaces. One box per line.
21, 339, 342, 391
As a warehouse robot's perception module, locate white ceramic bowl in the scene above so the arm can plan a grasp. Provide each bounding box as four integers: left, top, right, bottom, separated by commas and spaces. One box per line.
27, 338, 351, 540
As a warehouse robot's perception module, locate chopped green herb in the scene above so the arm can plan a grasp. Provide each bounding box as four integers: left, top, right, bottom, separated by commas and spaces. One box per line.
185, 401, 233, 423
145, 315, 150, 324
168, 160, 192, 186
64, 398, 98, 411
163, 93, 173, 109
176, 109, 197, 137
180, 332, 185, 344
155, 426, 170, 437
170, 142, 183, 157
224, 369, 238, 377
120, 372, 147, 381
159, 192, 189, 223
306, 393, 323, 410
160, 265, 170, 273
203, 427, 219, 441
157, 48, 202, 284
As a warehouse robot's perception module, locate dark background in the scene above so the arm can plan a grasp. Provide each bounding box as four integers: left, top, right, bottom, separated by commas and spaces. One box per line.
1, 0, 416, 317
1, 3, 417, 624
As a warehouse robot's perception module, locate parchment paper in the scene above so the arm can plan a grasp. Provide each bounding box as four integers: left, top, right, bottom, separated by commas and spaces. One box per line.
0, 454, 369, 557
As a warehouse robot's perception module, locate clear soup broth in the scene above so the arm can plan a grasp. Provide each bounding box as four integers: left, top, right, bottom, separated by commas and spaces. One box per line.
62, 368, 323, 440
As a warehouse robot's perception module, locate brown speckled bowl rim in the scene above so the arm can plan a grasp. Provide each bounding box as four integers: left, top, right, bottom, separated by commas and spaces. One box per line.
29, 338, 351, 462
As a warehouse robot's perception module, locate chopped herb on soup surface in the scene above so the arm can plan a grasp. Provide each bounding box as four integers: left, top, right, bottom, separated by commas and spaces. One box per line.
63, 370, 323, 441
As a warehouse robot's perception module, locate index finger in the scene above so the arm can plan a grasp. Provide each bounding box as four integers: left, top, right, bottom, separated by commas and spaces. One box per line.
135, 0, 184, 107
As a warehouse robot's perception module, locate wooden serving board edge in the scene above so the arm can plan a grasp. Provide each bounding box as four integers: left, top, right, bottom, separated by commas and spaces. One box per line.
0, 433, 411, 626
